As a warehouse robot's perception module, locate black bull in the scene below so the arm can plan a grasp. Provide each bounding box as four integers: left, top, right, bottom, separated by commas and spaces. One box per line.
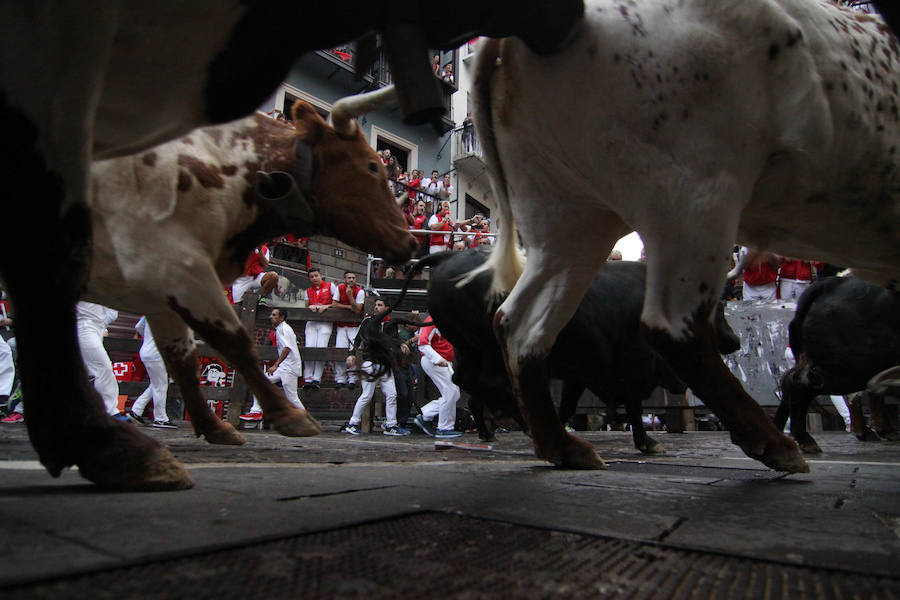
401, 249, 740, 451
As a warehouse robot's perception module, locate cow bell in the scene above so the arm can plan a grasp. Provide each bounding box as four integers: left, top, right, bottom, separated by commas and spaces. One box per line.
255, 171, 315, 236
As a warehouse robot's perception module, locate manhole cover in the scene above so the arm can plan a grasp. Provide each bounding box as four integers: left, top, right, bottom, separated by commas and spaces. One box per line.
3, 512, 897, 599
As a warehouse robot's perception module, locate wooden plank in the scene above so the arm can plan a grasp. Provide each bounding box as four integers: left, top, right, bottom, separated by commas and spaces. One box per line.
117, 380, 231, 401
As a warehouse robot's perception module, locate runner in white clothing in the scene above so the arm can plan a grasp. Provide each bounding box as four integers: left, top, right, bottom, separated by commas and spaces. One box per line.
129, 316, 174, 428
76, 301, 125, 419
241, 308, 305, 421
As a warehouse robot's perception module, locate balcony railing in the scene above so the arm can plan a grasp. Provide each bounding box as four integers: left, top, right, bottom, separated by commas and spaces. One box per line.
450, 124, 483, 164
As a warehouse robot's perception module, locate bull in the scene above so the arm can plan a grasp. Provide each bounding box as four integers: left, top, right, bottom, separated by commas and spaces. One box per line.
411, 249, 739, 453
471, 0, 898, 472
776, 277, 900, 453
0, 1, 585, 490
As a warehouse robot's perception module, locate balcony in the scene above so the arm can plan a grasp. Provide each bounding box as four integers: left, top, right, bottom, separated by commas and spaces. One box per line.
451, 125, 484, 175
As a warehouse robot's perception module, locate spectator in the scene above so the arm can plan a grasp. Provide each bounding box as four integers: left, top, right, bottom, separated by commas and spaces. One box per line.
240, 308, 306, 421
407, 200, 430, 258
128, 316, 175, 428
332, 271, 365, 389
232, 244, 278, 305
432, 54, 441, 74
779, 257, 824, 300
421, 169, 442, 208
439, 173, 454, 200
607, 250, 623, 261
739, 247, 779, 300
395, 167, 408, 198
76, 301, 130, 421
441, 63, 454, 85
428, 200, 455, 253
341, 299, 411, 436
413, 317, 462, 438
461, 114, 475, 153
406, 169, 423, 206
451, 240, 467, 251
272, 235, 310, 270
302, 267, 337, 390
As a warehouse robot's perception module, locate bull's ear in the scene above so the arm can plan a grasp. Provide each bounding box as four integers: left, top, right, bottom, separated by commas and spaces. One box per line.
291, 100, 324, 145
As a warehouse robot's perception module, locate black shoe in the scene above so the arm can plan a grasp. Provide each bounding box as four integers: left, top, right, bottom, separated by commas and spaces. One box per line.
312, 380, 321, 390
128, 410, 145, 425
302, 381, 315, 389
335, 383, 345, 390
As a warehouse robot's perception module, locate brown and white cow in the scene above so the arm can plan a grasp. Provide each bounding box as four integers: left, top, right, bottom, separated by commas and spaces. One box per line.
85, 88, 414, 468
472, 0, 899, 472
0, 2, 585, 491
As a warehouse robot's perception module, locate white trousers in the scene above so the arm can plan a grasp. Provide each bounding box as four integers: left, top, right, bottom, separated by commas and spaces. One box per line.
0, 336, 14, 397
231, 272, 266, 304
249, 365, 304, 413
303, 321, 333, 383
349, 361, 397, 428
419, 359, 460, 431
333, 326, 359, 384
830, 395, 852, 429
780, 279, 811, 300
78, 328, 120, 416
743, 282, 777, 300
131, 359, 170, 422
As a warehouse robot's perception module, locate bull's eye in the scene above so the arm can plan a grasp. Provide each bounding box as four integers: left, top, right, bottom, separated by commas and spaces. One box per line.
368, 162, 379, 173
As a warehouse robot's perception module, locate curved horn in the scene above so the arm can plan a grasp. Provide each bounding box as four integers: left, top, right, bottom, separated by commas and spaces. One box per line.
329, 86, 398, 137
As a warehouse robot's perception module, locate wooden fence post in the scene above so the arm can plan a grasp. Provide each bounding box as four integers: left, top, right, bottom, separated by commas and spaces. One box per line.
226, 293, 260, 426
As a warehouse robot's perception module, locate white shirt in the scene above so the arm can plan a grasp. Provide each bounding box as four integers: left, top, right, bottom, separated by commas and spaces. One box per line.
274, 320, 301, 374
421, 177, 442, 200
135, 316, 161, 361
76, 301, 118, 336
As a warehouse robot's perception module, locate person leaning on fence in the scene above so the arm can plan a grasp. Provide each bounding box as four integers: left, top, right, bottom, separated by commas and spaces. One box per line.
406, 199, 429, 258
128, 316, 175, 428
332, 271, 365, 389
232, 243, 278, 305
413, 317, 462, 439
341, 299, 411, 436
302, 267, 337, 390
240, 307, 307, 422
739, 247, 780, 301
0, 322, 17, 423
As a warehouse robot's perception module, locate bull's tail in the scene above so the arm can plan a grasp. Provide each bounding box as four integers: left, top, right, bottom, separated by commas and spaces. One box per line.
457, 38, 525, 298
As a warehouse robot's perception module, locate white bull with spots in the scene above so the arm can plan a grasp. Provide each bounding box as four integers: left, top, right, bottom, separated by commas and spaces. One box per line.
474, 0, 899, 472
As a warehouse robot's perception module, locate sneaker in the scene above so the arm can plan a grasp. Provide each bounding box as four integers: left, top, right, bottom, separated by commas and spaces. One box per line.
494, 427, 510, 434
239, 412, 263, 421
414, 415, 436, 437
564, 425, 575, 433
152, 420, 176, 429
128, 410, 146, 425
302, 381, 315, 389
257, 296, 269, 306
435, 429, 463, 439
342, 423, 362, 435
112, 412, 133, 423
383, 425, 411, 436
347, 382, 358, 390
312, 380, 321, 390
1, 412, 24, 423
334, 382, 345, 390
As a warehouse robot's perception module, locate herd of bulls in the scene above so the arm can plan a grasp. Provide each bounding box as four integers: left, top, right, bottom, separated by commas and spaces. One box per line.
0, 0, 898, 491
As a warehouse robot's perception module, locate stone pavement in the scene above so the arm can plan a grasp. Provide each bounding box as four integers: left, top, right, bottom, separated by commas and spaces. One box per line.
0, 421, 898, 594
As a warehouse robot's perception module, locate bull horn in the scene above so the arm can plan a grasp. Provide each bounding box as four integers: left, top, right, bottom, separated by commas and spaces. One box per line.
329, 86, 398, 138
396, 191, 408, 208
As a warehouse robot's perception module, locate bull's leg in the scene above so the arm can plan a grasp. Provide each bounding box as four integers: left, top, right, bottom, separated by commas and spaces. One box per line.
468, 394, 496, 442
165, 277, 320, 438
0, 93, 192, 490
846, 392, 878, 441
558, 380, 583, 429
624, 394, 664, 454
639, 222, 807, 473
493, 255, 606, 469
145, 313, 245, 445
778, 368, 821, 454
866, 368, 900, 440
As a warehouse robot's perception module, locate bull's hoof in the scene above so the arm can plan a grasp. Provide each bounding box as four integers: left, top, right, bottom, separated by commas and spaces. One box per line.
735, 432, 809, 473
793, 433, 822, 454
201, 423, 247, 446
273, 409, 322, 437
74, 419, 194, 491
541, 434, 607, 470
878, 430, 900, 442
856, 427, 882, 442
637, 440, 665, 454
479, 434, 498, 443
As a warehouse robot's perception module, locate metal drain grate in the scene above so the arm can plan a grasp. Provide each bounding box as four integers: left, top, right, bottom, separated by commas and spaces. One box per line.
4, 512, 898, 599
